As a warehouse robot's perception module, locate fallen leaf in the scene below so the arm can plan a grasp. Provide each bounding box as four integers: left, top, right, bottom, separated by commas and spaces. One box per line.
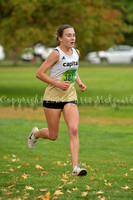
54, 190, 63, 195
60, 179, 67, 182
45, 192, 51, 199
1, 189, 7, 192
82, 192, 88, 197
35, 157, 39, 160
71, 179, 76, 182
25, 186, 34, 190
121, 185, 130, 190
63, 174, 68, 179
129, 168, 133, 171
40, 189, 47, 192
101, 197, 106, 200
86, 185, 92, 190
90, 176, 95, 181
72, 187, 78, 191
112, 168, 116, 171
63, 163, 67, 166
125, 173, 129, 177
96, 191, 104, 194
8, 184, 15, 189
39, 193, 51, 200
57, 161, 61, 165
117, 164, 123, 167
41, 171, 49, 176
104, 182, 111, 187
36, 164, 43, 170
22, 173, 27, 179
67, 181, 73, 185
67, 189, 72, 193
97, 196, 102, 199
9, 168, 14, 172
5, 192, 12, 196
11, 158, 20, 162
57, 185, 64, 189
4, 156, 8, 159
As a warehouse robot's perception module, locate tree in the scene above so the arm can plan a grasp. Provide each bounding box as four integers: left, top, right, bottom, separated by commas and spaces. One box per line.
0, 0, 127, 63
114, 0, 133, 46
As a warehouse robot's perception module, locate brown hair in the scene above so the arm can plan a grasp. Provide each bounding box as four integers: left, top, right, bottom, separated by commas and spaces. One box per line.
56, 24, 73, 41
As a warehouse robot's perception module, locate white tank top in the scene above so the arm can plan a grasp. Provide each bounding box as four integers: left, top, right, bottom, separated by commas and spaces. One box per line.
43, 46, 79, 102
49, 47, 79, 83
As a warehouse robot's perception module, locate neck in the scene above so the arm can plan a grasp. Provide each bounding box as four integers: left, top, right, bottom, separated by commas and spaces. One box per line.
59, 44, 73, 55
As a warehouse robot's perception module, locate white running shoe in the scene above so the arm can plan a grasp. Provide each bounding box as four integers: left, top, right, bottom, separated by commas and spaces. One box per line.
72, 165, 87, 176
27, 127, 39, 149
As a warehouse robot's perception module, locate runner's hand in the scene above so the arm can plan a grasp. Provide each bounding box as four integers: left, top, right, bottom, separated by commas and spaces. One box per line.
57, 81, 70, 91
78, 82, 87, 92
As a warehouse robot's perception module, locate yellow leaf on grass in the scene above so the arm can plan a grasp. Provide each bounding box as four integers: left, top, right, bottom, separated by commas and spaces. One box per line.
67, 182, 73, 185
67, 189, 72, 193
121, 185, 130, 190
86, 185, 92, 190
72, 187, 78, 191
90, 176, 95, 181
101, 197, 106, 200
41, 171, 49, 176
54, 190, 64, 195
40, 189, 47, 192
39, 192, 51, 200
22, 173, 27, 179
57, 161, 62, 165
8, 184, 15, 189
36, 164, 43, 170
60, 179, 67, 182
4, 156, 8, 159
82, 192, 88, 197
25, 186, 34, 190
129, 168, 133, 171
11, 158, 20, 162
125, 173, 129, 177
96, 191, 104, 194
104, 182, 111, 187
9, 168, 14, 172
63, 174, 68, 179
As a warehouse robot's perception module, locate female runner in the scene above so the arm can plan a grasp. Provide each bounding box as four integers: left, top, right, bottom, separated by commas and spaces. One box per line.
27, 24, 87, 176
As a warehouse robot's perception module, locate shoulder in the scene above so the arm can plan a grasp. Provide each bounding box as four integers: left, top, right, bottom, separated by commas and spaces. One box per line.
75, 49, 80, 55
47, 49, 60, 61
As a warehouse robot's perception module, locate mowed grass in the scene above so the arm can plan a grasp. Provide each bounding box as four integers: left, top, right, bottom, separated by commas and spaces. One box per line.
0, 117, 133, 200
0, 64, 133, 199
0, 64, 133, 101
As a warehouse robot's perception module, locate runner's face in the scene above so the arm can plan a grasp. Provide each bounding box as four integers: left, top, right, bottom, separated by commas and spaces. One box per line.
59, 28, 76, 48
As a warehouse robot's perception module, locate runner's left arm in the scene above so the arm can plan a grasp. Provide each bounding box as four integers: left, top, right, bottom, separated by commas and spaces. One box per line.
75, 73, 87, 92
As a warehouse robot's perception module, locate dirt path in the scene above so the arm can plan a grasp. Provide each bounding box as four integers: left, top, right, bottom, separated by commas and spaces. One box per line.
0, 107, 133, 125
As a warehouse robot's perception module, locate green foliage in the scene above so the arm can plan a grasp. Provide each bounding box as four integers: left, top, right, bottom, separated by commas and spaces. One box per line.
0, 0, 127, 58
113, 0, 133, 45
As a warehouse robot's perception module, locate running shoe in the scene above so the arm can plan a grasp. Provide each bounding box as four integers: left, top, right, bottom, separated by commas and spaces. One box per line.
27, 127, 39, 149
72, 165, 87, 176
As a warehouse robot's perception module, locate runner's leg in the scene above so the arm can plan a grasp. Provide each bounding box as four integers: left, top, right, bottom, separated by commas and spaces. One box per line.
62, 103, 79, 169
34, 108, 62, 140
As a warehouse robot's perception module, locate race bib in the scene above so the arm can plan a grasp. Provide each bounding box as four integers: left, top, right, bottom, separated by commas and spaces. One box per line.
62, 69, 77, 83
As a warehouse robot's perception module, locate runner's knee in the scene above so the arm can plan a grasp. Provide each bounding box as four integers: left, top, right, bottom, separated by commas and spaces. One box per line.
69, 126, 78, 137
49, 131, 58, 141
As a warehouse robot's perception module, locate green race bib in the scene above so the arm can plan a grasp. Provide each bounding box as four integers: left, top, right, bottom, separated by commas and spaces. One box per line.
62, 69, 77, 83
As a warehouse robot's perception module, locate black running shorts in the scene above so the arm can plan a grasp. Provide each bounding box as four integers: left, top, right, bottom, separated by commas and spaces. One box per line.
43, 100, 77, 109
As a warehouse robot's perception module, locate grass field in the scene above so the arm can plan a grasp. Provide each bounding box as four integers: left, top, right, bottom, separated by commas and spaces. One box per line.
0, 64, 133, 199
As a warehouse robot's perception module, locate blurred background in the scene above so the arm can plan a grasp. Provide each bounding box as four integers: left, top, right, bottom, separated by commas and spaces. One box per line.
0, 0, 133, 66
